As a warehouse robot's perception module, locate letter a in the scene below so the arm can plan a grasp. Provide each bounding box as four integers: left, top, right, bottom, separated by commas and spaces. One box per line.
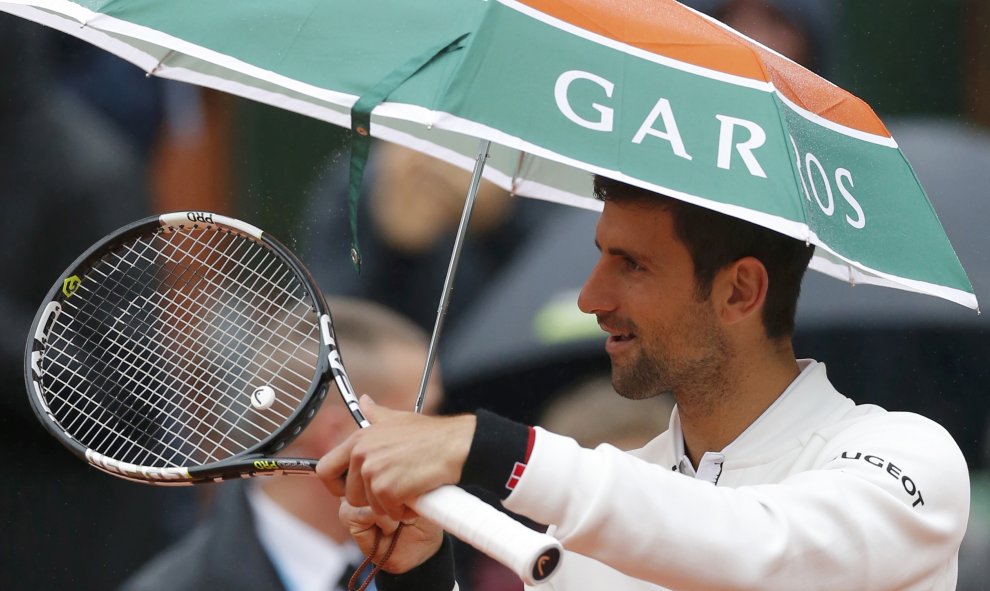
632, 98, 693, 160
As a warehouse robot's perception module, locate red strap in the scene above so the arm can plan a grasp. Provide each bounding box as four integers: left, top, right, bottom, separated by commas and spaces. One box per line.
506, 427, 537, 492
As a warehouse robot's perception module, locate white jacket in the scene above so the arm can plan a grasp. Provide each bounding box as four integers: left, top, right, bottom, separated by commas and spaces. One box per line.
507, 360, 969, 590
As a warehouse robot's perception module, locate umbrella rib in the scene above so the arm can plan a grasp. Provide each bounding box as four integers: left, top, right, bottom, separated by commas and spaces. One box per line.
147, 50, 175, 77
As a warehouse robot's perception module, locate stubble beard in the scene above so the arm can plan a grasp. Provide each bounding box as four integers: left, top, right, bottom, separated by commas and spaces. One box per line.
610, 313, 732, 412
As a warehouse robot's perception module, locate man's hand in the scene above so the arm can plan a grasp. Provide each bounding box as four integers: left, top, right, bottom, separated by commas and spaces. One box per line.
339, 500, 444, 574
316, 395, 476, 520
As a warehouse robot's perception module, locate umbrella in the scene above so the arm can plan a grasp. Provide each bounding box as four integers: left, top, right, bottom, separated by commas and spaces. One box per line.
0, 0, 977, 312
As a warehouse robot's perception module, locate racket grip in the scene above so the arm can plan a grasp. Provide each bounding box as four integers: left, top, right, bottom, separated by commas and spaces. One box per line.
410, 485, 562, 586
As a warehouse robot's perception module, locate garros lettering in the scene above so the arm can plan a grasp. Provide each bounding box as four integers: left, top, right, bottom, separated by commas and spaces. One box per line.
789, 135, 867, 229
554, 69, 768, 178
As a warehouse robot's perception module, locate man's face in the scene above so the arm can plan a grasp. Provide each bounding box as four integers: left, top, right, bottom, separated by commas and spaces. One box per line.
578, 200, 730, 400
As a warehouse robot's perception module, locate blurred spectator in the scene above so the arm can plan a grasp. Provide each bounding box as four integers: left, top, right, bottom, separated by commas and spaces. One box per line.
51, 31, 232, 216
299, 141, 557, 335
53, 35, 167, 158
541, 375, 675, 452
0, 13, 196, 590
120, 298, 443, 591
683, 0, 835, 73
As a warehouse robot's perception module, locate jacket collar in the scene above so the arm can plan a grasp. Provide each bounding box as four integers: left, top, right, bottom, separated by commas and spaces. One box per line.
658, 360, 853, 472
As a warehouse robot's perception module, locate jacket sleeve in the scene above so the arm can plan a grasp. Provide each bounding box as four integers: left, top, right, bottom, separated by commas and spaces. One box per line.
504, 414, 969, 591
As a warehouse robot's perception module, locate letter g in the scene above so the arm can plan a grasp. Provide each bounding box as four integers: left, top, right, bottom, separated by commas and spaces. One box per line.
554, 70, 615, 132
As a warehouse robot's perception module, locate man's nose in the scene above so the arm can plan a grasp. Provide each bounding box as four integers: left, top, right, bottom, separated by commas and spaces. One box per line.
577, 260, 612, 315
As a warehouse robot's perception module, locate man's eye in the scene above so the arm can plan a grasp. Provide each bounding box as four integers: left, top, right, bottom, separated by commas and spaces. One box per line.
624, 257, 643, 271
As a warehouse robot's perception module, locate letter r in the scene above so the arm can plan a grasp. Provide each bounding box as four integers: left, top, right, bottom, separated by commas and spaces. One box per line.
716, 115, 768, 178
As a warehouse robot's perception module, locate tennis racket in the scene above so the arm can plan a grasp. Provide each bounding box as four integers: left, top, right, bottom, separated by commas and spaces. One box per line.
25, 211, 561, 585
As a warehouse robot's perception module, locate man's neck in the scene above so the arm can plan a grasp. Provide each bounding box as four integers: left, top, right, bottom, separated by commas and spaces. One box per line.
676, 343, 800, 469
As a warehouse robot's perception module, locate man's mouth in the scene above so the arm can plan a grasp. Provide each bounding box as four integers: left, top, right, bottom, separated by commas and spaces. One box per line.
608, 333, 633, 342
605, 332, 634, 354
599, 317, 636, 352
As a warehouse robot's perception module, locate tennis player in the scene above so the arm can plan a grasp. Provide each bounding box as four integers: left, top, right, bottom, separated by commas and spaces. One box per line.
317, 176, 970, 590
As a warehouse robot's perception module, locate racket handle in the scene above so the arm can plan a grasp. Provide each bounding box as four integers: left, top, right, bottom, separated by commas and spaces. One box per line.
410, 485, 562, 585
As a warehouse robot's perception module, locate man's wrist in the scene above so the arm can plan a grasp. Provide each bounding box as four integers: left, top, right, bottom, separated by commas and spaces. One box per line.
460, 409, 533, 500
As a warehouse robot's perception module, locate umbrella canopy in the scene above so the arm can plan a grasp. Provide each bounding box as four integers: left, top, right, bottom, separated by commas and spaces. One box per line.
0, 0, 977, 309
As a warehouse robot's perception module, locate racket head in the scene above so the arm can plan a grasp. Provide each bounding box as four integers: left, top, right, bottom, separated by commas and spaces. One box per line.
25, 211, 337, 484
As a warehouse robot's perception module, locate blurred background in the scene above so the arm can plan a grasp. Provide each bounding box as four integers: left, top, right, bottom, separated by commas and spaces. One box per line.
1, 0, 988, 589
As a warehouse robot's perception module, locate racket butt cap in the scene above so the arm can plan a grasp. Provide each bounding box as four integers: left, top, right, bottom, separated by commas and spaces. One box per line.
530, 547, 562, 583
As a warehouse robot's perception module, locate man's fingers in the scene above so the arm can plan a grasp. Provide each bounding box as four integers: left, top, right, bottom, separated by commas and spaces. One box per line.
323, 400, 462, 524
340, 501, 403, 536
316, 435, 358, 497
339, 501, 376, 532
344, 455, 371, 509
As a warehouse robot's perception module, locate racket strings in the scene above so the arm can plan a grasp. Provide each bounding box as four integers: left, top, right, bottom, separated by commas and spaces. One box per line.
145, 232, 318, 464
142, 237, 301, 430
148, 228, 319, 441
40, 226, 323, 468
55, 229, 310, 464
159, 228, 320, 395
43, 236, 207, 466
41, 338, 211, 469
50, 230, 269, 464
159, 229, 322, 459
61, 313, 195, 465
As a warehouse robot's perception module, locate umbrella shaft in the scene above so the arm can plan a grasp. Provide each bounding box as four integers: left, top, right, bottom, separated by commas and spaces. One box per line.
415, 139, 492, 413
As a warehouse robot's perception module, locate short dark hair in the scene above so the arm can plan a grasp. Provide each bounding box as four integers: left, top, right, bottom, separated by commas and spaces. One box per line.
593, 175, 814, 339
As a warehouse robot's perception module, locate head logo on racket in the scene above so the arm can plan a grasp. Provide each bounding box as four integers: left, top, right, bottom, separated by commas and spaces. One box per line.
62, 275, 81, 298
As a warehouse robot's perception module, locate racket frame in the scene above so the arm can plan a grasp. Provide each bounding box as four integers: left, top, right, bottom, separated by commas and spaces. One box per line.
26, 212, 334, 485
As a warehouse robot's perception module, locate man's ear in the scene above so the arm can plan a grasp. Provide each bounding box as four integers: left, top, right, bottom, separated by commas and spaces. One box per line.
712, 256, 768, 326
